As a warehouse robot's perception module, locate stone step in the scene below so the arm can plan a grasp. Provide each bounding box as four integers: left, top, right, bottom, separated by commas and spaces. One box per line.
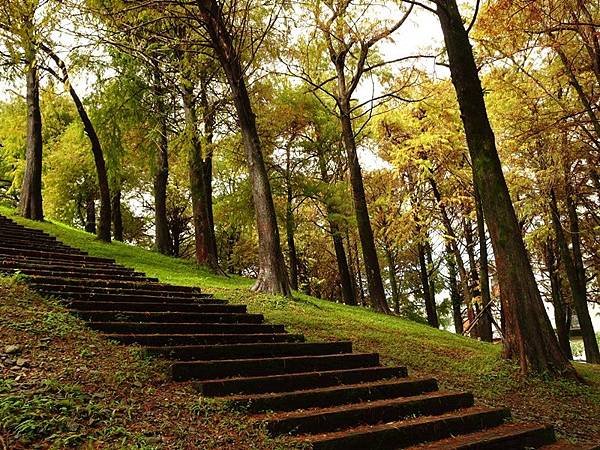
297, 407, 511, 450
0, 246, 115, 264
0, 255, 131, 271
224, 377, 438, 412
72, 310, 264, 324
106, 333, 305, 346
408, 422, 556, 449
145, 341, 352, 361
0, 225, 57, 239
0, 260, 145, 277
25, 275, 202, 293
89, 321, 286, 335
262, 391, 474, 436
34, 290, 218, 303
0, 236, 82, 252
66, 300, 244, 313
195, 366, 407, 396
171, 353, 381, 381
0, 240, 87, 255
0, 267, 157, 282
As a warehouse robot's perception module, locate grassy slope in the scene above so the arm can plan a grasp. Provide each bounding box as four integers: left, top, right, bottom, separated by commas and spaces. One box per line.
1, 206, 599, 444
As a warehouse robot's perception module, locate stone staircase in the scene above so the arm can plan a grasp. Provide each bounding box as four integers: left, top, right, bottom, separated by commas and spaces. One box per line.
0, 214, 593, 449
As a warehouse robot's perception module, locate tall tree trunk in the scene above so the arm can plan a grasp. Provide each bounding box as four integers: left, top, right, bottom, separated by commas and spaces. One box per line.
111, 190, 123, 242
42, 46, 111, 241
198, 0, 290, 295
550, 190, 599, 363
418, 241, 439, 328
350, 233, 366, 306
339, 104, 389, 313
385, 247, 400, 313
475, 186, 494, 342
285, 146, 299, 290
436, 0, 575, 377
182, 83, 217, 269
543, 238, 573, 360
446, 243, 464, 334
85, 194, 96, 234
316, 146, 356, 306
331, 225, 356, 305
19, 63, 44, 221
152, 68, 172, 256
425, 241, 437, 318
464, 219, 482, 340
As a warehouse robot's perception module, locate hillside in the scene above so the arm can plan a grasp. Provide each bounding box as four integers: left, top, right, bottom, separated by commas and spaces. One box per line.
1, 206, 599, 446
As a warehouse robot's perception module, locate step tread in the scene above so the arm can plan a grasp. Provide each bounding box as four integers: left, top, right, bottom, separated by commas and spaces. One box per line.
173, 352, 378, 365
406, 422, 554, 449
257, 390, 470, 421
297, 406, 510, 444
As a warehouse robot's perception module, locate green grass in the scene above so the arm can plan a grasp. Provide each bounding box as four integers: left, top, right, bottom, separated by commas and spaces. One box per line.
2, 206, 600, 443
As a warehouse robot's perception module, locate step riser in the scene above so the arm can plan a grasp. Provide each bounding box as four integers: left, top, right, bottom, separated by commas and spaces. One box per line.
0, 268, 156, 282
232, 378, 439, 413
73, 311, 264, 324
0, 258, 131, 272
0, 263, 146, 277
89, 323, 285, 335
26, 277, 202, 293
0, 247, 113, 263
174, 354, 380, 382
196, 367, 407, 396
0, 243, 86, 255
108, 334, 305, 346
67, 301, 245, 313
31, 285, 208, 299
267, 392, 474, 435
309, 409, 511, 450
34, 291, 218, 303
145, 341, 352, 361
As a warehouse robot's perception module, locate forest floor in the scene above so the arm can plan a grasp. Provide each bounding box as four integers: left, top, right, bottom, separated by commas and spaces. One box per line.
1, 206, 599, 448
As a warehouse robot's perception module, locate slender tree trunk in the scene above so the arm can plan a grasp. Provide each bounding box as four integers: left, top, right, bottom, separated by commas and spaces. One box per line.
550, 190, 599, 363
182, 83, 217, 269
351, 234, 366, 306
385, 247, 400, 314
316, 146, 356, 305
152, 68, 172, 255
338, 105, 389, 313
85, 194, 96, 234
198, 0, 290, 295
285, 146, 299, 290
42, 46, 111, 241
544, 238, 573, 359
446, 243, 464, 333
331, 226, 356, 305
418, 242, 439, 328
464, 219, 482, 340
19, 63, 44, 221
436, 0, 576, 378
474, 186, 494, 342
111, 190, 123, 242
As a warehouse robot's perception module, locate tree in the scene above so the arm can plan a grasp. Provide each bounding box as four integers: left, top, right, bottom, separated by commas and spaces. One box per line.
432, 0, 577, 377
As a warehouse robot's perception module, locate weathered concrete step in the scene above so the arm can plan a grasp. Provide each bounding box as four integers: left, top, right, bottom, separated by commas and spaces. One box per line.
89, 321, 285, 335
172, 353, 380, 381
35, 290, 218, 303
195, 366, 407, 396
67, 300, 244, 313
25, 275, 202, 293
225, 377, 438, 412
106, 333, 305, 346
262, 391, 474, 436
145, 341, 352, 361
0, 246, 114, 263
0, 260, 144, 277
72, 310, 264, 324
0, 267, 157, 282
407, 422, 555, 449
297, 407, 511, 450
0, 226, 57, 239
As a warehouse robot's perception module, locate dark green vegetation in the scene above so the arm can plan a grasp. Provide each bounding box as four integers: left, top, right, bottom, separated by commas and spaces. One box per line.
1, 208, 599, 446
